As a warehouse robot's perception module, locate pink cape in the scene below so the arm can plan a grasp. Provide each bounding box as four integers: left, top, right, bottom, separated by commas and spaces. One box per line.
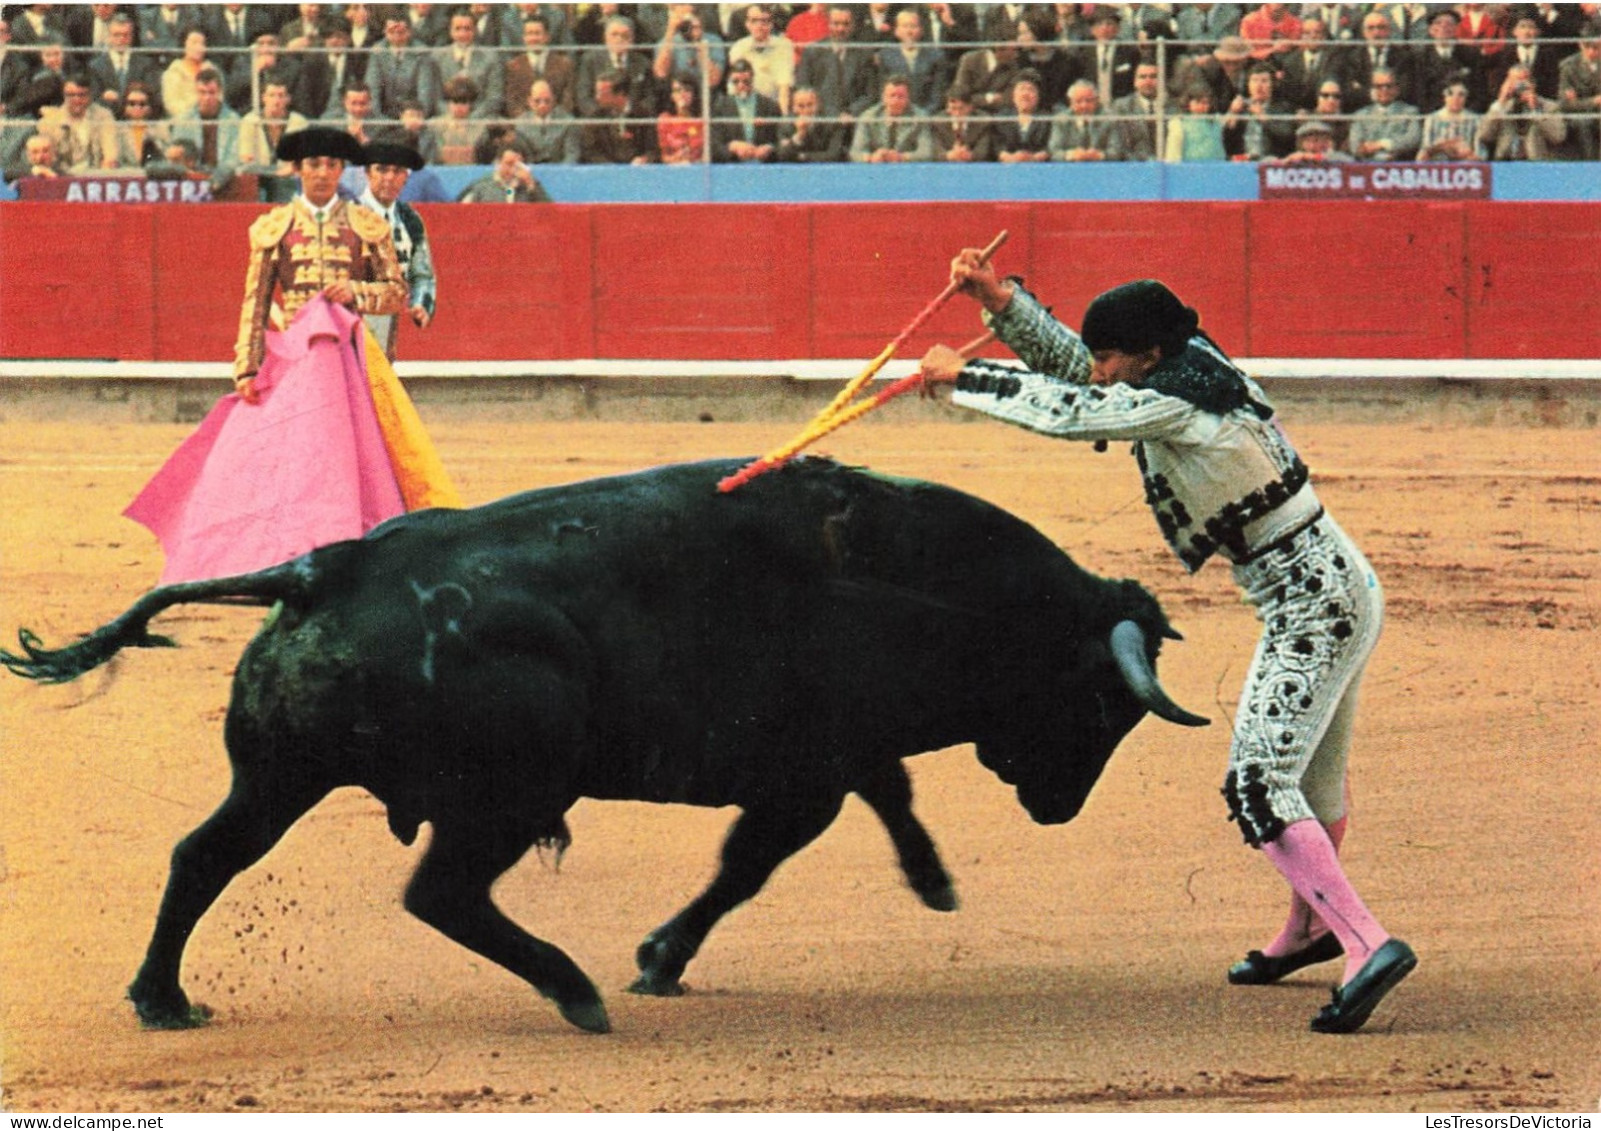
124, 298, 405, 585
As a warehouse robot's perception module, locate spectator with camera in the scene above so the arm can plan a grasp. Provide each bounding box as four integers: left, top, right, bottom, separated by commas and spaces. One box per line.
1558, 20, 1601, 160
653, 6, 726, 94
1479, 64, 1567, 161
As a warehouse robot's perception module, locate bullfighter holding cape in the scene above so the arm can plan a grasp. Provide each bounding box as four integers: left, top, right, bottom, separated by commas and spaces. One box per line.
126, 127, 461, 585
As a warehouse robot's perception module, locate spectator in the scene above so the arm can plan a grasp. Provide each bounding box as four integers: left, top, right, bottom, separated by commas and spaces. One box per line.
1176, 34, 1253, 113
494, 4, 572, 50
1073, 6, 1141, 108
231, 34, 297, 119
729, 5, 796, 114
506, 14, 576, 115
1558, 20, 1601, 161
1014, 10, 1073, 111
992, 71, 1053, 163
919, 2, 979, 69
63, 3, 121, 70
1278, 17, 1342, 111
652, 6, 726, 93
0, 18, 30, 120
794, 5, 877, 122
1298, 80, 1352, 152
1172, 4, 1244, 55
580, 68, 659, 165
1411, 8, 1478, 114
342, 3, 379, 78
86, 14, 160, 117
1457, 5, 1509, 76
296, 24, 363, 120
1417, 82, 1484, 162
170, 68, 241, 177
3, 131, 62, 182
1238, 3, 1301, 62
657, 71, 708, 164
576, 16, 656, 119
876, 7, 948, 114
1052, 78, 1126, 162
1223, 63, 1297, 160
40, 75, 117, 172
359, 140, 435, 358
776, 83, 847, 162
1342, 10, 1413, 111
849, 75, 933, 162
514, 78, 580, 164
1347, 67, 1421, 161
1109, 59, 1164, 161
1490, 14, 1563, 103
385, 99, 438, 164
979, 3, 1032, 48
784, 4, 832, 59
711, 59, 779, 163
427, 75, 487, 164
278, 4, 329, 51
402, 3, 451, 49
203, 5, 276, 97
161, 26, 212, 121
365, 15, 441, 124
109, 81, 166, 168
1301, 3, 1359, 43
1276, 116, 1353, 162
948, 19, 1022, 117
860, 3, 897, 44
1479, 64, 1568, 161
1164, 84, 1228, 161
431, 9, 503, 118
321, 80, 377, 147
137, 4, 200, 70
459, 143, 553, 201
238, 79, 308, 172
930, 88, 994, 163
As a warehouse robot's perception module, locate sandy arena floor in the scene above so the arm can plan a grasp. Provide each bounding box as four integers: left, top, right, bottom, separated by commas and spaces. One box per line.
0, 412, 1596, 1113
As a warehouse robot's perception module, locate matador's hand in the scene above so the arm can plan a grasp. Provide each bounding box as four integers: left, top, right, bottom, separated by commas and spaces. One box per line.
235, 376, 260, 404
322, 281, 356, 306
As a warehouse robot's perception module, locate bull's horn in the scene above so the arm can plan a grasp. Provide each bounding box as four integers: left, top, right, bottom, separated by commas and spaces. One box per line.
1110, 620, 1210, 728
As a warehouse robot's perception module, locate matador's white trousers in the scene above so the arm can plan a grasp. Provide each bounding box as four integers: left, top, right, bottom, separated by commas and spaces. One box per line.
1223, 516, 1384, 846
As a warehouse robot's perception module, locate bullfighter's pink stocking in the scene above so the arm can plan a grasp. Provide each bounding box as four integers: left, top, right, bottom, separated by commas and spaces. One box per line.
1260, 818, 1387, 984
1262, 815, 1347, 957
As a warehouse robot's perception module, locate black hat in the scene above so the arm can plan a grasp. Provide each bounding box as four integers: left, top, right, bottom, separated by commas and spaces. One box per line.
363, 140, 425, 170
276, 126, 367, 165
1081, 280, 1200, 356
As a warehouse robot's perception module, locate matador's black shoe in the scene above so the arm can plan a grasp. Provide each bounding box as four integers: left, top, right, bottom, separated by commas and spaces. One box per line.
1310, 938, 1418, 1034
1227, 932, 1344, 985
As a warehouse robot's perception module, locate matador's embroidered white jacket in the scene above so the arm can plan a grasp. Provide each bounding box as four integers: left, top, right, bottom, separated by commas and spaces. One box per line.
952, 285, 1323, 572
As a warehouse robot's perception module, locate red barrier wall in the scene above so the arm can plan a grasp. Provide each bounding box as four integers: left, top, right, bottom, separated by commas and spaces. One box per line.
2, 201, 1597, 363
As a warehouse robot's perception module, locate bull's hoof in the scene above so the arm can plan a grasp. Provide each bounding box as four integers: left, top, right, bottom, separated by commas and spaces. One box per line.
557, 998, 611, 1034
631, 928, 694, 997
128, 984, 213, 1030
626, 972, 686, 997
918, 882, 960, 913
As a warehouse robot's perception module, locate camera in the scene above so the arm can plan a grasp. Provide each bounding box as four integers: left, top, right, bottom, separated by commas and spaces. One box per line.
678, 19, 696, 36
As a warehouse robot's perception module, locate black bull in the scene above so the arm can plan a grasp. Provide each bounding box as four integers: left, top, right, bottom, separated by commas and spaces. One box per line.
3, 457, 1206, 1034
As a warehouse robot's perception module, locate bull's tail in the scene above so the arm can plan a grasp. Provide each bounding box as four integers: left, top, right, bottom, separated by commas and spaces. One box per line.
2, 560, 317, 685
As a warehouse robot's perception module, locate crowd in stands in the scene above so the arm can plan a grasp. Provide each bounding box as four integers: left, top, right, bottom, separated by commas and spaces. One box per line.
3, 3, 1598, 191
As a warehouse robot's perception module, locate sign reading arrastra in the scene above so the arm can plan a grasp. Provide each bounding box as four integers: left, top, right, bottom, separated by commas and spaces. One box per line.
1259, 162, 1492, 200
15, 175, 259, 203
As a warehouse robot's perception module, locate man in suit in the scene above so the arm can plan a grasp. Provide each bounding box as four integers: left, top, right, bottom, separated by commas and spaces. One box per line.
850, 75, 935, 162
202, 4, 275, 93
504, 12, 575, 115
794, 4, 878, 121
711, 58, 780, 163
949, 26, 1021, 117
169, 68, 243, 176
1278, 17, 1344, 110
0, 17, 34, 118
365, 14, 441, 123
86, 14, 161, 116
929, 87, 994, 162
1347, 66, 1421, 160
1072, 6, 1142, 108
513, 77, 580, 164
431, 9, 503, 118
1489, 14, 1564, 102
775, 83, 847, 162
579, 68, 658, 164
576, 14, 656, 118
1108, 60, 1164, 162
875, 7, 949, 113
293, 24, 364, 119
1340, 9, 1414, 110
1557, 20, 1601, 160
1410, 7, 1478, 114
1051, 78, 1126, 161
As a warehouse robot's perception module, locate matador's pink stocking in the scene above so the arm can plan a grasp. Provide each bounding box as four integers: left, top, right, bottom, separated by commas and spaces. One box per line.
1260, 818, 1387, 984
1262, 815, 1347, 957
